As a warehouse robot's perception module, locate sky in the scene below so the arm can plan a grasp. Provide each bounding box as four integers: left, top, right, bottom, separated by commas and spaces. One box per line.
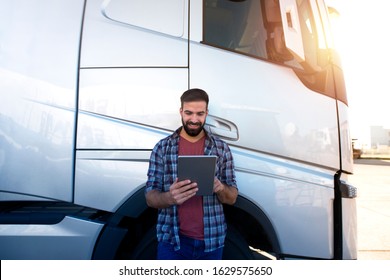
326, 0, 390, 145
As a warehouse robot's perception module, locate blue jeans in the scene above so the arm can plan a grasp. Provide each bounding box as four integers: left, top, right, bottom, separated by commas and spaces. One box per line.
157, 235, 223, 260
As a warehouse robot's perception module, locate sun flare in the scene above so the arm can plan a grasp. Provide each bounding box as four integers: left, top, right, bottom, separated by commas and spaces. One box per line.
327, 0, 390, 144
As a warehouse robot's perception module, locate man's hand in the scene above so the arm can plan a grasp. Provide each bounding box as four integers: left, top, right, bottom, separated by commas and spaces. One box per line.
168, 178, 198, 205
213, 178, 238, 205
146, 179, 198, 209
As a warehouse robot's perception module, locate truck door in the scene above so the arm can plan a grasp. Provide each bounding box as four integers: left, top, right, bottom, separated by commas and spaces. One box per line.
0, 0, 84, 201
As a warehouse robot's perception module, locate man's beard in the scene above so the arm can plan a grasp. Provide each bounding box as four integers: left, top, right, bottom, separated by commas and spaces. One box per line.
182, 119, 205, 137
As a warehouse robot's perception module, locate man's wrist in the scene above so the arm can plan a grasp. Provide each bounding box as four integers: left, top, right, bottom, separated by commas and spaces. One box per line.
164, 191, 175, 206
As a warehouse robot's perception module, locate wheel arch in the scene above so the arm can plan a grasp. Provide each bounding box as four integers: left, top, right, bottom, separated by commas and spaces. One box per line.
92, 188, 281, 259
224, 196, 281, 259
92, 186, 155, 259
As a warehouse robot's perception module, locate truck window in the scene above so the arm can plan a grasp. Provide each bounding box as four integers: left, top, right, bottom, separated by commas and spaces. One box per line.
204, 0, 297, 65
203, 0, 340, 100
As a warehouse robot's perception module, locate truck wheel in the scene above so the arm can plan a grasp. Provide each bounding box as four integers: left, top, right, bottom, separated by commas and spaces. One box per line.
223, 225, 255, 259
130, 227, 157, 260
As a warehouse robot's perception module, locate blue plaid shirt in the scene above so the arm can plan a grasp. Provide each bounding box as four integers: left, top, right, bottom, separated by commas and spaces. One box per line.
145, 127, 237, 252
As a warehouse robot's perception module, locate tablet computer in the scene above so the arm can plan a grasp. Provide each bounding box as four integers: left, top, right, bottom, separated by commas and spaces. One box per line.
177, 155, 217, 196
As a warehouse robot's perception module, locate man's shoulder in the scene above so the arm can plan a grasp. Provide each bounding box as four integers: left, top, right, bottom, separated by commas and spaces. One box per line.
205, 130, 231, 151
210, 134, 225, 143
154, 130, 180, 148
206, 129, 226, 144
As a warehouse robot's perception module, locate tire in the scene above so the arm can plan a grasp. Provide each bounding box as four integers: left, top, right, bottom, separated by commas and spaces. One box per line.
130, 227, 157, 260
223, 225, 255, 259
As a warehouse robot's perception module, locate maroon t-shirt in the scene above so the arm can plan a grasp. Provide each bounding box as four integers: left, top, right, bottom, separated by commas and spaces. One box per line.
178, 136, 205, 240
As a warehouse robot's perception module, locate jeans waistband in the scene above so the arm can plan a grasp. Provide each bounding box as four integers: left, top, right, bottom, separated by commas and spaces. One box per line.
179, 234, 205, 248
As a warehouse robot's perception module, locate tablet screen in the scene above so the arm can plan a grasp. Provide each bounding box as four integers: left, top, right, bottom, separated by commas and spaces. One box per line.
177, 155, 217, 196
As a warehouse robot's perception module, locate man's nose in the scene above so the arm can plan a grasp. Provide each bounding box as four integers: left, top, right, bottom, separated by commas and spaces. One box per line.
189, 115, 199, 122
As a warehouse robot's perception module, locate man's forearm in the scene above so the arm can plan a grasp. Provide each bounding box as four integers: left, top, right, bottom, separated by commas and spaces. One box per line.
216, 184, 238, 205
146, 189, 173, 209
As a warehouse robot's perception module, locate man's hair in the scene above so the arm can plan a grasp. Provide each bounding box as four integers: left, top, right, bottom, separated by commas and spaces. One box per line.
180, 88, 209, 108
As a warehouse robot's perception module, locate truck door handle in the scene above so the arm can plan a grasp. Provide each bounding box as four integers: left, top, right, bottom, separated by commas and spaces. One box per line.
206, 115, 239, 141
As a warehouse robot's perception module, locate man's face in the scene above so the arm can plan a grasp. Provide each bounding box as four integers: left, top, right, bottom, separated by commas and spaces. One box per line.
180, 101, 208, 137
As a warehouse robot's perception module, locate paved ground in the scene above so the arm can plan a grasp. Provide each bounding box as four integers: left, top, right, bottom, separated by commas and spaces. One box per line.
349, 159, 390, 259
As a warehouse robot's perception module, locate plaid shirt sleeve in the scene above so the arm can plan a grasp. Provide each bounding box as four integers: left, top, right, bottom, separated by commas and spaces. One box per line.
145, 141, 164, 194
207, 135, 237, 189
145, 134, 181, 248
202, 134, 237, 252
219, 142, 237, 188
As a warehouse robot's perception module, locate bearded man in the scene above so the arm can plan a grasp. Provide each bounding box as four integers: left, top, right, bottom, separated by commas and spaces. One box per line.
145, 88, 238, 260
